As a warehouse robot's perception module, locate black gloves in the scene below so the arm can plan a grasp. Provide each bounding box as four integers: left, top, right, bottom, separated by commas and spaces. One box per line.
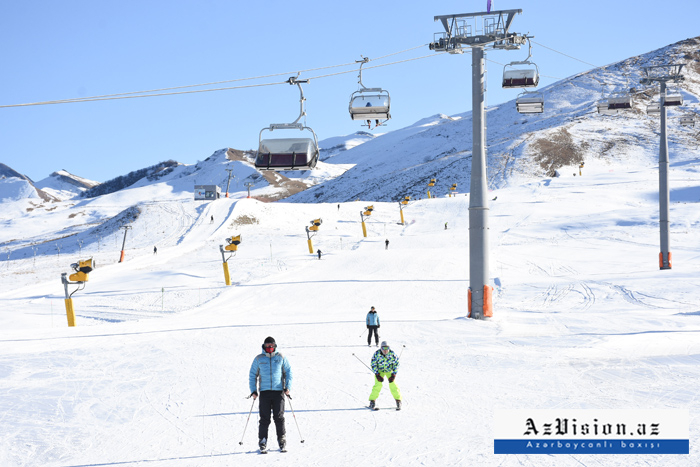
367, 325, 370, 329
250, 391, 258, 399
375, 373, 384, 382
388, 374, 396, 383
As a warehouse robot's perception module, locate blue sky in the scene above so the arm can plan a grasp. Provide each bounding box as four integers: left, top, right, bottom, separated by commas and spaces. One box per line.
2, 0, 699, 183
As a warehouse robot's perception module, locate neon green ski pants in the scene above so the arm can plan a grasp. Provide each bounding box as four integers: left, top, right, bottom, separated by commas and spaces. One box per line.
369, 371, 402, 401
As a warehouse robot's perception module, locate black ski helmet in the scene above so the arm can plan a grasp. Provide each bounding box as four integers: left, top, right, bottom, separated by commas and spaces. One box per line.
262, 336, 277, 352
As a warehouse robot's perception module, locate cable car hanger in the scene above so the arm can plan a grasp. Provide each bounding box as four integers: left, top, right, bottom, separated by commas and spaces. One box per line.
254, 74, 320, 172
502, 36, 540, 88
349, 56, 391, 130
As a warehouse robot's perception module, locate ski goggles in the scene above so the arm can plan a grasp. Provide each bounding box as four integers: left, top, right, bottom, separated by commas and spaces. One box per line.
381, 346, 390, 352
264, 344, 276, 352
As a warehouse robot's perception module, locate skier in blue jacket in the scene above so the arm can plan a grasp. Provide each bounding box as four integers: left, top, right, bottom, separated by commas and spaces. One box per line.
249, 336, 293, 452
366, 306, 380, 347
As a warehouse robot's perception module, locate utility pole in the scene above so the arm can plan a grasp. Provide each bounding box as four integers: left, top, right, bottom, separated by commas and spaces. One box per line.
430, 8, 527, 319
244, 182, 254, 199
640, 64, 685, 270
119, 225, 132, 263
225, 169, 235, 198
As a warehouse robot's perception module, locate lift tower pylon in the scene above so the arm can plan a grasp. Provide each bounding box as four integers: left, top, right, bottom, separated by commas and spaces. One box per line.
640, 64, 685, 270
429, 8, 527, 319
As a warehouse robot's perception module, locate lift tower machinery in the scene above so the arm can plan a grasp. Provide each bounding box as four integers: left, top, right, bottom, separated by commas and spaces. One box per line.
429, 8, 529, 319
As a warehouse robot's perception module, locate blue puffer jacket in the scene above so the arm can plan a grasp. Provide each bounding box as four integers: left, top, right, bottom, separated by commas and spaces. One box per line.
249, 351, 293, 393
366, 311, 380, 327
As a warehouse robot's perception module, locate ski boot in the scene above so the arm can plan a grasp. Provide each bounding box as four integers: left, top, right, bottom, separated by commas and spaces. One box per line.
396, 399, 402, 411
259, 438, 267, 454
279, 436, 287, 452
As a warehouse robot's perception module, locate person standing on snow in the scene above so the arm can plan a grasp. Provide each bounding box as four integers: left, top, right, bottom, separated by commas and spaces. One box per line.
366, 306, 380, 347
385, 239, 389, 250
369, 341, 402, 410
249, 337, 293, 452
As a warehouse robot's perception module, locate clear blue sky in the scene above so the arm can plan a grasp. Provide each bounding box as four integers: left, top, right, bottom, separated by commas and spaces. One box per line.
2, 1, 699, 183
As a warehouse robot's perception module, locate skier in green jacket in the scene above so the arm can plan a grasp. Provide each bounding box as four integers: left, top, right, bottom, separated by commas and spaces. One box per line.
368, 341, 402, 410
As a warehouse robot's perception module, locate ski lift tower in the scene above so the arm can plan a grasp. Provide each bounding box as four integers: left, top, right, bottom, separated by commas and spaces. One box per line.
429, 8, 527, 319
640, 64, 685, 270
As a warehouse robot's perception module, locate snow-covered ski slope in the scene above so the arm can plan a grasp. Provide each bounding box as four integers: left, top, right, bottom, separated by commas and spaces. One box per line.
2, 149, 700, 466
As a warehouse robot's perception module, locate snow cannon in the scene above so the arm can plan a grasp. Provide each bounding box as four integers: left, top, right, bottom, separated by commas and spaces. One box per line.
363, 205, 374, 217
308, 218, 322, 232
401, 196, 410, 205
428, 178, 436, 187
68, 258, 95, 283
225, 235, 242, 252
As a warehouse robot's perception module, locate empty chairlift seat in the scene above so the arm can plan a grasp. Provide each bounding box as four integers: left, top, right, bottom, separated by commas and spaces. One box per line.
680, 115, 695, 127
349, 91, 391, 121
516, 92, 544, 114
663, 92, 683, 106
502, 65, 539, 88
607, 94, 632, 110
647, 103, 661, 115
255, 137, 319, 171
597, 100, 618, 116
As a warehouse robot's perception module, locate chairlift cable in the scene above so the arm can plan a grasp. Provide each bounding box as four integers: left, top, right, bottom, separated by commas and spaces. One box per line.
1, 44, 432, 109
530, 40, 598, 68
0, 81, 290, 108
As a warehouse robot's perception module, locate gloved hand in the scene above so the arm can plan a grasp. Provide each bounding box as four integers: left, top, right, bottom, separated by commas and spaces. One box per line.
388, 374, 396, 383
250, 391, 258, 400
375, 373, 384, 382
377, 325, 380, 328
284, 389, 290, 397
367, 325, 369, 329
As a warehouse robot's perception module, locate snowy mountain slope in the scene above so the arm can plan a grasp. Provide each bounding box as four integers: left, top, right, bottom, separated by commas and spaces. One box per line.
287, 37, 700, 203
1, 37, 700, 467
1, 151, 700, 466
34, 170, 100, 201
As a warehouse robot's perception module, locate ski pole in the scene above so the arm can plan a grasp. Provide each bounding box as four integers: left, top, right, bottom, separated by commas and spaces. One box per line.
398, 344, 406, 360
359, 328, 367, 338
352, 353, 374, 374
238, 396, 256, 446
286, 394, 305, 443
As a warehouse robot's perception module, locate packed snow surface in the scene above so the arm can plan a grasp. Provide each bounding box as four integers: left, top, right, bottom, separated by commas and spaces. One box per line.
1, 151, 700, 466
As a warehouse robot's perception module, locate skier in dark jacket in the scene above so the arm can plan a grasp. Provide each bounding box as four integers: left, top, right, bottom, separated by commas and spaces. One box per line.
249, 336, 293, 452
369, 341, 402, 410
366, 306, 380, 347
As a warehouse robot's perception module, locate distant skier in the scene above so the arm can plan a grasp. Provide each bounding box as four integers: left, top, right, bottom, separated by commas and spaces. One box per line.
317, 249, 322, 260
337, 204, 340, 211
249, 337, 293, 453
444, 222, 448, 230
385, 239, 389, 250
368, 341, 402, 410
366, 306, 380, 347
153, 246, 157, 255
210, 215, 214, 224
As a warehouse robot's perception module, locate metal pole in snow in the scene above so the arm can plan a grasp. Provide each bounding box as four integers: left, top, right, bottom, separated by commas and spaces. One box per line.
659, 80, 671, 269
469, 46, 490, 319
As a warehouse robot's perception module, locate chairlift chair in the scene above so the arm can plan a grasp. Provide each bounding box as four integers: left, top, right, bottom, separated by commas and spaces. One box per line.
597, 100, 618, 116
663, 92, 683, 107
680, 115, 695, 127
255, 76, 320, 171
607, 93, 633, 110
647, 103, 661, 116
516, 91, 544, 114
502, 62, 540, 88
349, 57, 391, 128
502, 37, 540, 89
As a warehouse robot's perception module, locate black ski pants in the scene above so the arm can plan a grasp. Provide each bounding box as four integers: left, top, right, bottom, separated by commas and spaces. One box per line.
368, 326, 379, 345
258, 390, 286, 441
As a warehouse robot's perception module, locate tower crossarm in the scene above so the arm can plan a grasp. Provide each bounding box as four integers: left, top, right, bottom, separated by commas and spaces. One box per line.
433, 9, 524, 49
